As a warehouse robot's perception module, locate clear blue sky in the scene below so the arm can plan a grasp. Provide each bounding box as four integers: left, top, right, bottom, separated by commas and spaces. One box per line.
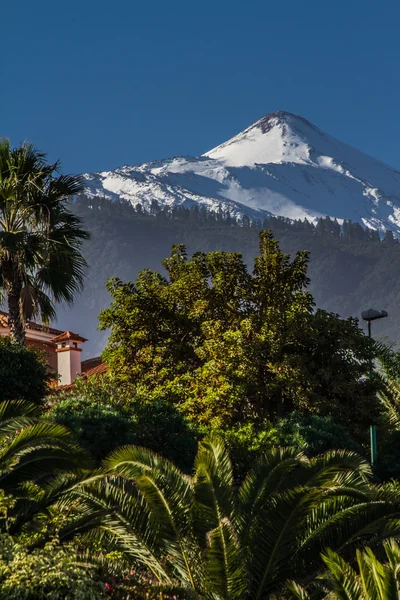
3, 0, 400, 174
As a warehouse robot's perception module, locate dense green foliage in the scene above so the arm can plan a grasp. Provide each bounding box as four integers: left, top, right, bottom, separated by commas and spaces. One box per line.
208, 413, 362, 475
0, 338, 50, 404
49, 379, 198, 469
252, 411, 361, 455
0, 141, 89, 343
99, 231, 378, 440
60, 195, 400, 355
48, 391, 134, 462
0, 536, 104, 600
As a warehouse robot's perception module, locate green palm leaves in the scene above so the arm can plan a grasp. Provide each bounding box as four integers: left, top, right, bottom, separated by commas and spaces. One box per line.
0, 400, 90, 535
0, 140, 89, 343
289, 540, 400, 599
70, 436, 400, 599
379, 379, 400, 431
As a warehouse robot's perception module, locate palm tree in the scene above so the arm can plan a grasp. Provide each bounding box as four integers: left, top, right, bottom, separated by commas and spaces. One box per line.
67, 436, 400, 599
379, 379, 400, 431
288, 540, 400, 599
0, 140, 89, 343
0, 399, 91, 535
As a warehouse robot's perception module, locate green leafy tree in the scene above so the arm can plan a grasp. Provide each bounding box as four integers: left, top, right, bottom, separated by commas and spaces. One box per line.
0, 337, 50, 405
291, 309, 379, 432
100, 232, 378, 432
71, 436, 400, 599
0, 140, 89, 344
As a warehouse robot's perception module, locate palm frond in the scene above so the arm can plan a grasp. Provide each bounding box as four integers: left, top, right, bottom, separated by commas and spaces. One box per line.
0, 422, 91, 493
104, 445, 205, 590
194, 435, 246, 599
238, 446, 309, 527
320, 548, 362, 600
286, 580, 312, 600
243, 451, 375, 599
378, 379, 400, 431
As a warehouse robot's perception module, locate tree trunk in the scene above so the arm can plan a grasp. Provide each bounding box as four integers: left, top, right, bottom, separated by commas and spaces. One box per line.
6, 278, 25, 345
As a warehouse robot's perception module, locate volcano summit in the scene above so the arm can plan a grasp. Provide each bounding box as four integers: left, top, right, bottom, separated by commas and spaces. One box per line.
82, 111, 400, 232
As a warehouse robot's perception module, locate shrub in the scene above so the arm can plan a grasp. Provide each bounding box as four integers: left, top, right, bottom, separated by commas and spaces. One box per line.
264, 412, 363, 456
48, 394, 135, 462
131, 400, 199, 471
0, 338, 49, 405
0, 535, 104, 600
49, 380, 199, 470
214, 412, 362, 476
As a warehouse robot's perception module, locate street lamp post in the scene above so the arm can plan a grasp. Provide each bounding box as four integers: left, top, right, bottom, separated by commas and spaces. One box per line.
361, 308, 388, 467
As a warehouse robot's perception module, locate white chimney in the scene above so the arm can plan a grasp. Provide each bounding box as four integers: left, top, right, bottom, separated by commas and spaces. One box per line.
51, 331, 87, 386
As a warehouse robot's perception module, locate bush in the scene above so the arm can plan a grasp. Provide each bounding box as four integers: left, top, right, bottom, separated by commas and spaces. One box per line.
48, 394, 135, 462
0, 338, 49, 405
49, 379, 199, 470
0, 535, 104, 600
264, 412, 362, 455
215, 412, 362, 476
131, 400, 199, 471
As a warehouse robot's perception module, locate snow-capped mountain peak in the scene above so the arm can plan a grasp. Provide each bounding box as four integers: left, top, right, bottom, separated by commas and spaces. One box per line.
82, 111, 400, 232
205, 111, 316, 166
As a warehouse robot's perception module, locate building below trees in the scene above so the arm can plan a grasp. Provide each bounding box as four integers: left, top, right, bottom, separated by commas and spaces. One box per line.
0, 311, 105, 388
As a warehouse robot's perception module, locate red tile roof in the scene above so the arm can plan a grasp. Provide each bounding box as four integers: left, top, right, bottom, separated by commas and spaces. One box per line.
51, 330, 88, 344
84, 362, 108, 377
0, 311, 64, 336
56, 356, 108, 391
81, 356, 104, 371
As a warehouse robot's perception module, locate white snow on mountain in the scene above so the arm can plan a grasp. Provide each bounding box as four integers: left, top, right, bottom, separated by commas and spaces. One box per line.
81, 111, 400, 231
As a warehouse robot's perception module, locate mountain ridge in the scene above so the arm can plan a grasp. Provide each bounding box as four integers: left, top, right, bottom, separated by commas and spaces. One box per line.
81, 111, 400, 233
